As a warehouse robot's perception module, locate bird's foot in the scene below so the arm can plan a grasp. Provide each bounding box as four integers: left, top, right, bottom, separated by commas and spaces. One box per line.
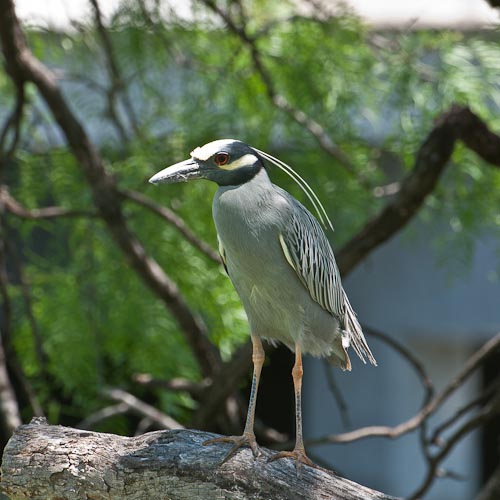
268, 447, 314, 477
203, 431, 260, 465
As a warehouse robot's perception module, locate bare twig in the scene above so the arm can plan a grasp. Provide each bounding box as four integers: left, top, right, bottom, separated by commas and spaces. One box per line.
0, 233, 44, 420
0, 211, 45, 418
428, 377, 500, 446
364, 326, 434, 402
305, 332, 500, 446
134, 416, 155, 436
78, 402, 130, 429
410, 394, 500, 500
0, 336, 22, 435
364, 325, 434, 462
0, 82, 25, 161
103, 387, 184, 430
89, 0, 141, 140
133, 373, 212, 397
121, 189, 221, 264
1, 186, 96, 220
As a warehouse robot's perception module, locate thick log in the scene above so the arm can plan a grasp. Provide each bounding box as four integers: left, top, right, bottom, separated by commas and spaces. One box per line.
1, 418, 398, 500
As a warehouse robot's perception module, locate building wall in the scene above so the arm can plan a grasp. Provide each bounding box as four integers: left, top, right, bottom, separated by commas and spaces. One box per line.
304, 220, 500, 499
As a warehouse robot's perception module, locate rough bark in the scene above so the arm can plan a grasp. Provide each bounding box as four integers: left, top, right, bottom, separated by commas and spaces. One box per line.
1, 419, 398, 500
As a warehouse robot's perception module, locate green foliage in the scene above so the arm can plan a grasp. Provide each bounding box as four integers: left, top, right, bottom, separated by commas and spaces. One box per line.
7, 3, 500, 430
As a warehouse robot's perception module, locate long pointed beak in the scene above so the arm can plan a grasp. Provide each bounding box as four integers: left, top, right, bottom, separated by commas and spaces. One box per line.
149, 158, 203, 185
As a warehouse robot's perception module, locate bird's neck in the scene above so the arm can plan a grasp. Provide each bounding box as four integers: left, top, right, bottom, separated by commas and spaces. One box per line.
213, 167, 282, 246
213, 162, 263, 186
213, 168, 277, 226
217, 167, 273, 197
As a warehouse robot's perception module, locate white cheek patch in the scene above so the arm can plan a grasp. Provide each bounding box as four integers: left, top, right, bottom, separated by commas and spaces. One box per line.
219, 153, 259, 171
191, 139, 238, 161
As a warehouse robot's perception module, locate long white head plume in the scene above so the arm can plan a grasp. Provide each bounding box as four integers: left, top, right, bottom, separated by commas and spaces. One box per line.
252, 147, 334, 231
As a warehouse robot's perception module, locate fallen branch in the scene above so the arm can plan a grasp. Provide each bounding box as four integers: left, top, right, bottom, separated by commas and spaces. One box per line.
1, 418, 398, 500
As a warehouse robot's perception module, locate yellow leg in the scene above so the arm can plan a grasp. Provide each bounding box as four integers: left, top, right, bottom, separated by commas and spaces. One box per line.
269, 343, 313, 475
203, 336, 265, 463
243, 335, 265, 435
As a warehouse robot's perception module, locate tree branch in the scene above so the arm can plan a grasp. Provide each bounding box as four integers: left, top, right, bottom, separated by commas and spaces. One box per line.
78, 402, 130, 430
0, 80, 24, 161
410, 392, 500, 500
102, 387, 184, 430
336, 105, 500, 275
121, 188, 221, 264
0, 223, 43, 421
132, 373, 212, 397
428, 377, 500, 446
1, 419, 398, 500
0, 185, 96, 219
365, 326, 434, 404
89, 0, 140, 140
0, 337, 21, 437
0, 218, 22, 435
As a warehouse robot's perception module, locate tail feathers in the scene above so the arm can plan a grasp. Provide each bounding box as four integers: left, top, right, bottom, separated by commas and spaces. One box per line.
327, 351, 352, 371
327, 330, 352, 371
343, 291, 377, 366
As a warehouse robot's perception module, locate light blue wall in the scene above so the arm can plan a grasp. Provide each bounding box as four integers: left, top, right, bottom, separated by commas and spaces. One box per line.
347, 222, 500, 342
304, 220, 499, 499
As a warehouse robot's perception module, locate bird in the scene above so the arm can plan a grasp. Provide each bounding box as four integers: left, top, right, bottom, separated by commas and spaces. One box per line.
149, 139, 376, 472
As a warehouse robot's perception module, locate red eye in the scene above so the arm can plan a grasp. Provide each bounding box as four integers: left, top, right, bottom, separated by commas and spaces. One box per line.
214, 152, 229, 166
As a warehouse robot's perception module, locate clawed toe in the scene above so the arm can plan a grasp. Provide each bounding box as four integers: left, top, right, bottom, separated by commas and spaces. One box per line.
204, 434, 317, 477
203, 433, 260, 464
268, 448, 315, 476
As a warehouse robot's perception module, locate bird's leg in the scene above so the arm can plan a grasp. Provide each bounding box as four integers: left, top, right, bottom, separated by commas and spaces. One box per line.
269, 343, 314, 475
203, 335, 264, 464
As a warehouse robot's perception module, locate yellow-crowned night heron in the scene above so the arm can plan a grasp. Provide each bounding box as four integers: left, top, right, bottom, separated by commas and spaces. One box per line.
149, 139, 376, 472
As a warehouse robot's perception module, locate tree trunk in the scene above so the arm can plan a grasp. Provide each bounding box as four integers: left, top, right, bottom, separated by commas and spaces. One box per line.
1, 418, 398, 500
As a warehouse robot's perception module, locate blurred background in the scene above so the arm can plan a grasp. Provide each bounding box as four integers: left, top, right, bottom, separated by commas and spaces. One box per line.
1, 1, 500, 499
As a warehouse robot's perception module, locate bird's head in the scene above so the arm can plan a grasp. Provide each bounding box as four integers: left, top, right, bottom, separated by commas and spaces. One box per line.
149, 139, 264, 187
149, 138, 335, 230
